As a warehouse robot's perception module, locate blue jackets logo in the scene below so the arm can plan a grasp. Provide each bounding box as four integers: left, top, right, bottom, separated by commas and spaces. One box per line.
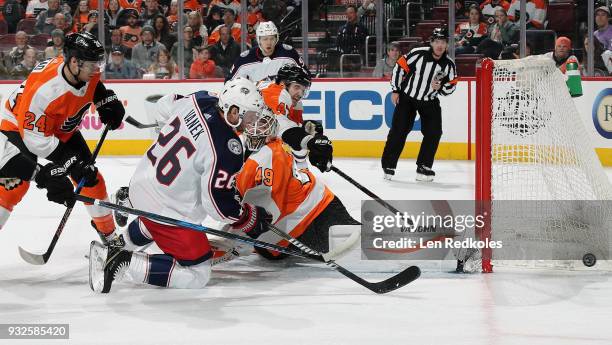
592, 88, 612, 139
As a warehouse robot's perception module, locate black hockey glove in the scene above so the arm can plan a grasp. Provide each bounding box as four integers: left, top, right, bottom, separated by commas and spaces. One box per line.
95, 89, 125, 130
52, 151, 98, 188
303, 120, 324, 135
70, 161, 99, 188
34, 163, 75, 207
307, 134, 333, 173
231, 203, 272, 239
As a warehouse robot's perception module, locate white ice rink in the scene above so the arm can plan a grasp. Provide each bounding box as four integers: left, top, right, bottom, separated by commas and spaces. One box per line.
1, 157, 612, 345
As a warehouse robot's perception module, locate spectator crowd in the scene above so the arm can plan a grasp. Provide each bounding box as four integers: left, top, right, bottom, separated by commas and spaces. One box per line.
0, 0, 275, 79
0, 0, 611, 79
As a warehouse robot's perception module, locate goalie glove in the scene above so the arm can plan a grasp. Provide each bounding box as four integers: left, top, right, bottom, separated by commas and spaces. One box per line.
34, 164, 75, 207
94, 87, 125, 130
230, 203, 272, 239
307, 134, 333, 173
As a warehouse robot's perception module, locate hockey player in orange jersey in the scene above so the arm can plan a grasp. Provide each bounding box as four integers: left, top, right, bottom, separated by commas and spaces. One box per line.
0, 31, 126, 243
232, 109, 360, 260
258, 63, 311, 125
257, 63, 329, 174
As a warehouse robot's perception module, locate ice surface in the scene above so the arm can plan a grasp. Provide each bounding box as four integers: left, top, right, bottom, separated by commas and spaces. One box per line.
1, 157, 611, 345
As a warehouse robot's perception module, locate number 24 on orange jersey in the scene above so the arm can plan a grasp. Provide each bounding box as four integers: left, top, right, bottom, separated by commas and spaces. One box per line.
24, 112, 47, 133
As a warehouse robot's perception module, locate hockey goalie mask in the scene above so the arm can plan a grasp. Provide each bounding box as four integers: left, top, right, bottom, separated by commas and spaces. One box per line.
244, 108, 278, 151
219, 77, 265, 128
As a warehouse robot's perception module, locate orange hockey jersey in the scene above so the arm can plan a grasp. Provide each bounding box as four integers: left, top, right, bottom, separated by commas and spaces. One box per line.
235, 138, 334, 248
258, 80, 303, 124
0, 57, 100, 158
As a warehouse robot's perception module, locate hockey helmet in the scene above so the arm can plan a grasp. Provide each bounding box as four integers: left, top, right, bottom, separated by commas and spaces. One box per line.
256, 21, 279, 46
243, 108, 278, 151
64, 31, 105, 64
275, 63, 312, 89
430, 27, 449, 42
219, 77, 265, 128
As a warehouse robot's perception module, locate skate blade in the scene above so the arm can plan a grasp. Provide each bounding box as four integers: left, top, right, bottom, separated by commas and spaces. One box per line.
415, 174, 434, 182
89, 241, 107, 293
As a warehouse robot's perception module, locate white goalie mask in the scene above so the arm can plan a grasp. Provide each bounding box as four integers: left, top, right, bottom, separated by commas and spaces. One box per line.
244, 108, 278, 152
256, 21, 279, 47
218, 77, 265, 128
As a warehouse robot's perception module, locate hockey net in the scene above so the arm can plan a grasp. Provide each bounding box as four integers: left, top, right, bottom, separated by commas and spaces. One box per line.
475, 56, 612, 272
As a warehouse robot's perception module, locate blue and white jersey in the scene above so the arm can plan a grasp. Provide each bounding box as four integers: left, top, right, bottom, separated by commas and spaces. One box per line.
228, 43, 305, 82
129, 91, 244, 225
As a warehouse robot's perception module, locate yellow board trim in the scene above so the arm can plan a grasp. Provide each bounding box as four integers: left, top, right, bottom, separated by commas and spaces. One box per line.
87, 140, 612, 166
85, 139, 154, 156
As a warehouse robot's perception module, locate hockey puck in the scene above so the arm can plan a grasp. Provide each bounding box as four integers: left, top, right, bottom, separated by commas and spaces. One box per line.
363, 210, 375, 222
582, 253, 597, 267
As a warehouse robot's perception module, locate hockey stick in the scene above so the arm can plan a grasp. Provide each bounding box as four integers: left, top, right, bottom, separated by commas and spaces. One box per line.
125, 116, 158, 129
331, 165, 412, 224
265, 223, 420, 294
19, 126, 110, 265
75, 195, 311, 258
76, 195, 420, 294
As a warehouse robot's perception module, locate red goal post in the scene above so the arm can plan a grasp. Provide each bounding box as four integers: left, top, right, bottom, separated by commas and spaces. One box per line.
474, 57, 612, 272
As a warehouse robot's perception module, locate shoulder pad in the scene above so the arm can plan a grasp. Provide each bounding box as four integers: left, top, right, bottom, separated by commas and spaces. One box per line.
240, 50, 249, 57
282, 43, 293, 50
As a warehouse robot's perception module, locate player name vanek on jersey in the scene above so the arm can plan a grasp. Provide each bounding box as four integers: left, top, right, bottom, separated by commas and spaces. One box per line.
184, 109, 205, 141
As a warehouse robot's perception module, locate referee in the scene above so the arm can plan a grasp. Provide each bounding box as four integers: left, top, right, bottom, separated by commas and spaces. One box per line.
381, 27, 457, 182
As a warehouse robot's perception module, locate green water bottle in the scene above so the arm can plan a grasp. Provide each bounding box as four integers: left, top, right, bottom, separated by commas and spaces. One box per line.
565, 56, 583, 98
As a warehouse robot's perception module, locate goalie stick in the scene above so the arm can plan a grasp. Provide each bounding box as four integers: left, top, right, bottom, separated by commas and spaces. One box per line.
125, 116, 158, 129
75, 195, 421, 294
265, 223, 420, 294
19, 126, 110, 265
331, 165, 413, 226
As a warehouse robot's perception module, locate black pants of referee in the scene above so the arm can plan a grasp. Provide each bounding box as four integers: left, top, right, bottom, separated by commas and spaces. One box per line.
381, 93, 442, 170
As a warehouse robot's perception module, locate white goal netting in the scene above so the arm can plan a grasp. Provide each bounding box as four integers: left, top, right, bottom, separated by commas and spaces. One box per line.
487, 56, 612, 269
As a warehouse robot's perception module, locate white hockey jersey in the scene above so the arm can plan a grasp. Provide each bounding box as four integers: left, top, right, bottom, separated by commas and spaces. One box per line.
228, 43, 305, 82
129, 91, 244, 225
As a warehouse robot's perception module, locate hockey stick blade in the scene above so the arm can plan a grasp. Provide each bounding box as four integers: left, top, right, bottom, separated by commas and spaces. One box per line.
266, 224, 421, 294
125, 116, 158, 129
18, 246, 48, 265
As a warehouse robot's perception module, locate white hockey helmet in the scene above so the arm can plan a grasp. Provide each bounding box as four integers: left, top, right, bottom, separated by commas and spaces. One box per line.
244, 108, 278, 151
256, 21, 279, 46
218, 77, 265, 128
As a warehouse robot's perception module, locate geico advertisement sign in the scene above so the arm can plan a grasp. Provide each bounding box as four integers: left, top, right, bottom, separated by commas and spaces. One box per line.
302, 82, 468, 141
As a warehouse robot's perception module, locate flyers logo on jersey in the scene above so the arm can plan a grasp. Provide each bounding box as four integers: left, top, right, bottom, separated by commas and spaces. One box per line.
60, 103, 90, 132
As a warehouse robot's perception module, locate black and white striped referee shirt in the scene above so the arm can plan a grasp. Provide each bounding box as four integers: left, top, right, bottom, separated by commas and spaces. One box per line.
390, 46, 457, 101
